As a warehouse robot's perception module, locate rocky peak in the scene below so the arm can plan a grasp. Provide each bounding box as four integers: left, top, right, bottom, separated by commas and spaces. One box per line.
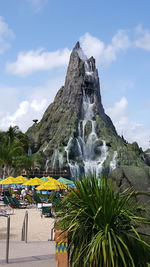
27, 42, 117, 151
74, 41, 80, 49
26, 42, 148, 177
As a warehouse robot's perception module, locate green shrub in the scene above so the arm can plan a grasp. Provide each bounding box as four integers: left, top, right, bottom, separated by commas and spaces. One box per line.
58, 175, 150, 267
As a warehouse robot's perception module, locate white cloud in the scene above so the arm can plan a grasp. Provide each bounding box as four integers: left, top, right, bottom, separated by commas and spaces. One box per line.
79, 26, 150, 64
5, 25, 150, 77
6, 48, 70, 76
0, 101, 30, 130
6, 30, 130, 76
30, 99, 47, 111
0, 99, 47, 131
0, 16, 15, 54
0, 76, 65, 132
27, 0, 48, 12
106, 97, 150, 150
80, 31, 131, 65
134, 24, 150, 51
106, 97, 128, 123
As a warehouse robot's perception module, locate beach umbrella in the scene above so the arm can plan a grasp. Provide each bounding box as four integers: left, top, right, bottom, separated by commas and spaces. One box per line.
46, 176, 54, 180
23, 177, 44, 186
58, 177, 75, 187
13, 176, 28, 184
0, 176, 15, 185
36, 178, 67, 190
40, 177, 50, 182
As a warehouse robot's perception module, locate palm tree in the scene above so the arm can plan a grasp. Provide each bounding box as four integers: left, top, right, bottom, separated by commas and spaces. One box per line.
6, 125, 20, 143
58, 176, 150, 267
6, 126, 29, 152
13, 153, 43, 176
0, 138, 23, 178
0, 126, 36, 178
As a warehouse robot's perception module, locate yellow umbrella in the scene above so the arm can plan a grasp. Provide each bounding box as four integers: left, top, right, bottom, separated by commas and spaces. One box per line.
13, 176, 28, 184
36, 178, 67, 190
46, 176, 54, 180
23, 177, 44, 186
0, 176, 15, 185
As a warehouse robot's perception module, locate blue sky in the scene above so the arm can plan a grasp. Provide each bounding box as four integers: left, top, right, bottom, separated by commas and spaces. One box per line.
0, 0, 150, 150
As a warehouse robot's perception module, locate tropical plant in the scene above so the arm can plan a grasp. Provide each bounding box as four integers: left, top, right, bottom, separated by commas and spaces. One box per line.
58, 176, 150, 267
0, 126, 42, 178
0, 138, 24, 178
6, 126, 30, 152
6, 125, 20, 143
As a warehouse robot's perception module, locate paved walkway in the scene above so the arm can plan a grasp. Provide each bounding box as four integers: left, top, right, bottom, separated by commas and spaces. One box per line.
0, 240, 56, 266
0, 207, 55, 241
0, 206, 57, 266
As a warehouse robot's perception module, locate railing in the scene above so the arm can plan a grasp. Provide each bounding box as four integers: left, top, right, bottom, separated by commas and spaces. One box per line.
21, 170, 70, 178
21, 211, 28, 243
49, 226, 55, 241
0, 214, 10, 263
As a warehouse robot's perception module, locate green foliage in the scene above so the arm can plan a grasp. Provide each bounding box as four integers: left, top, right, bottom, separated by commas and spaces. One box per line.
59, 176, 150, 267
13, 155, 34, 170
0, 126, 42, 177
0, 135, 24, 177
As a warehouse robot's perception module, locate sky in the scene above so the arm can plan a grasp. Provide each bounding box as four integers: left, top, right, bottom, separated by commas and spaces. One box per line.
0, 0, 150, 150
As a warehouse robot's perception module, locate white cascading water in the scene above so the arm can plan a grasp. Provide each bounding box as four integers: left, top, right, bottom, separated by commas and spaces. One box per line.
65, 138, 80, 178
65, 58, 109, 178
109, 151, 117, 172
78, 89, 108, 177
51, 149, 64, 170
43, 144, 49, 153
45, 159, 50, 172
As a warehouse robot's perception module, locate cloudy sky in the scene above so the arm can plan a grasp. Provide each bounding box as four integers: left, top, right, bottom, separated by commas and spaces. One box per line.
0, 0, 150, 150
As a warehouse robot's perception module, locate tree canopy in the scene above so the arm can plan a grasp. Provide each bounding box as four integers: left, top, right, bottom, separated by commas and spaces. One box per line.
0, 126, 41, 178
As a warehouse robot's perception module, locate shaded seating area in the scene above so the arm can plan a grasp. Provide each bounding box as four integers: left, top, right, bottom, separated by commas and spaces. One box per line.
3, 196, 28, 208
33, 193, 42, 204
0, 175, 72, 218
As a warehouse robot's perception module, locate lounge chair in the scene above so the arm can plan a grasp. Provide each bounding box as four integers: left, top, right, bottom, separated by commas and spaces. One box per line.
41, 206, 52, 218
5, 197, 27, 208
33, 194, 42, 204
3, 196, 9, 206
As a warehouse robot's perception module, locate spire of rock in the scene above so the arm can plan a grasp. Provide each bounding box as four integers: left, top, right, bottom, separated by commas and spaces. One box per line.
27, 42, 117, 153
73, 41, 80, 50
26, 42, 150, 184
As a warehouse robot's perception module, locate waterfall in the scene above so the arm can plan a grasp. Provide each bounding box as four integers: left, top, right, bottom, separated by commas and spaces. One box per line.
109, 151, 117, 172
52, 149, 58, 170
69, 163, 80, 179
59, 152, 64, 169
65, 137, 73, 163
65, 60, 109, 178
65, 138, 80, 178
51, 149, 64, 170
45, 159, 50, 172
76, 138, 83, 158
43, 144, 49, 152
84, 61, 93, 76
83, 140, 108, 177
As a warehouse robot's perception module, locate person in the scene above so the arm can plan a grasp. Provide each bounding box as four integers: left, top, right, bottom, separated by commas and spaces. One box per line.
28, 186, 33, 196
21, 188, 26, 201
4, 188, 10, 197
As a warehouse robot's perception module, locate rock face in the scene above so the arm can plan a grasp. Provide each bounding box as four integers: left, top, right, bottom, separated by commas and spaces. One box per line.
26, 42, 150, 183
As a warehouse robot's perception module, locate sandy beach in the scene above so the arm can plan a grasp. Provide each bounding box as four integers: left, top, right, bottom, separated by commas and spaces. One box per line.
0, 206, 55, 241
0, 206, 56, 266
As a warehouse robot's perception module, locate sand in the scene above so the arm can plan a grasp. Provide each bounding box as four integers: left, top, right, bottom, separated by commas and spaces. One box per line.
0, 206, 55, 241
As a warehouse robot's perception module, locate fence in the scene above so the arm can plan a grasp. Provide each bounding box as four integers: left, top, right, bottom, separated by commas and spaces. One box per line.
0, 214, 10, 263
21, 211, 28, 243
